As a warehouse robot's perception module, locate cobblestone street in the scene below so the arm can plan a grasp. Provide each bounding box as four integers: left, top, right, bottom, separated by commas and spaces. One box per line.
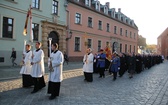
0, 61, 168, 105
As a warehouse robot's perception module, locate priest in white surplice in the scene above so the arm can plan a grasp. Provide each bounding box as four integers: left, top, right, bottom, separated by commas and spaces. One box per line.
83, 48, 94, 82
30, 42, 45, 93
20, 44, 33, 87
47, 43, 64, 100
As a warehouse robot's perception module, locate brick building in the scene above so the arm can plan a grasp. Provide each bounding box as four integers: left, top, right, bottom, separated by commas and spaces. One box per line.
157, 27, 168, 58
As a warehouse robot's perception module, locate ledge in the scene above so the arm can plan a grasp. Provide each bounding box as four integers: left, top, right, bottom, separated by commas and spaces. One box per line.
0, 38, 16, 41
5, 0, 18, 4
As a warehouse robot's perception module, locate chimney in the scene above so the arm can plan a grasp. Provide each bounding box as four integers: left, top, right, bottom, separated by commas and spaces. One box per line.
106, 2, 110, 8
118, 8, 121, 12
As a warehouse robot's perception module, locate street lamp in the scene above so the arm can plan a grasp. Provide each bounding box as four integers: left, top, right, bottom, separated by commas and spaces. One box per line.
66, 30, 72, 41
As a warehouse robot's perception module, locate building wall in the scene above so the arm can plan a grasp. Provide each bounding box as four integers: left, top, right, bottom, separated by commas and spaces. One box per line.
66, 1, 138, 61
0, 0, 67, 66
157, 28, 168, 58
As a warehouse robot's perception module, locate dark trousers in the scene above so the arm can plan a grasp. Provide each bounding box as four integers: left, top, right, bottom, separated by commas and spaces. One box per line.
113, 72, 117, 79
12, 58, 17, 66
48, 81, 61, 97
99, 67, 105, 77
32, 76, 45, 92
22, 74, 33, 87
84, 72, 93, 82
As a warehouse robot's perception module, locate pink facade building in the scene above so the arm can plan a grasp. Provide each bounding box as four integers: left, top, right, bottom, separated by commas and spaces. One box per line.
66, 0, 138, 61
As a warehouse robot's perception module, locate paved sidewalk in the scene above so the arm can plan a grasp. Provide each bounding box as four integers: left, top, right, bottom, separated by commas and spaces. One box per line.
0, 61, 168, 105
0, 62, 83, 81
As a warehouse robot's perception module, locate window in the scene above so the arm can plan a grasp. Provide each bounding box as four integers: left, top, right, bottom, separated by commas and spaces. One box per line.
125, 44, 127, 53
130, 31, 132, 38
85, 0, 90, 6
52, 0, 58, 15
134, 33, 136, 39
120, 28, 122, 35
98, 20, 102, 30
88, 17, 92, 27
130, 45, 132, 53
96, 2, 100, 11
107, 23, 110, 32
32, 23, 39, 41
104, 7, 108, 14
134, 46, 135, 53
98, 40, 101, 51
120, 44, 122, 52
87, 39, 92, 48
2, 17, 14, 38
32, 0, 40, 9
125, 30, 128, 37
75, 37, 80, 51
114, 26, 117, 34
75, 13, 81, 24
121, 17, 123, 21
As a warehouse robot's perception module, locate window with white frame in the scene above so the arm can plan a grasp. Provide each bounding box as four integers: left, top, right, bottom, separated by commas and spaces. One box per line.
96, 2, 100, 11
130, 45, 132, 53
32, 23, 39, 41
2, 17, 14, 38
130, 31, 132, 38
120, 43, 122, 52
75, 37, 80, 51
104, 6, 108, 14
98, 20, 102, 30
87, 39, 92, 48
114, 26, 117, 34
85, 0, 90, 6
134, 33, 136, 39
52, 0, 58, 15
107, 23, 110, 32
120, 28, 122, 35
88, 17, 92, 27
125, 44, 127, 53
32, 0, 40, 9
125, 30, 128, 37
98, 40, 101, 51
75, 13, 81, 24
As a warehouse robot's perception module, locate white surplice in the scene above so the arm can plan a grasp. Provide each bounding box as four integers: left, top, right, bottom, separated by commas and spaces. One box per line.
48, 50, 64, 82
20, 51, 32, 74
31, 49, 45, 77
83, 53, 94, 73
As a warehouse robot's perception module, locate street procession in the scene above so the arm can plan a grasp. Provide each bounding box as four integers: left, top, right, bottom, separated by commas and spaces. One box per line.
1, 0, 168, 104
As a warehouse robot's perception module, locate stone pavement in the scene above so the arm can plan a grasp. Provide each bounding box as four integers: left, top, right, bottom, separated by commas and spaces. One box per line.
0, 62, 83, 81
0, 61, 168, 105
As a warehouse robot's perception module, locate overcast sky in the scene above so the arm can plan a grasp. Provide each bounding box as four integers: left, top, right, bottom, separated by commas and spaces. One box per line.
99, 0, 168, 44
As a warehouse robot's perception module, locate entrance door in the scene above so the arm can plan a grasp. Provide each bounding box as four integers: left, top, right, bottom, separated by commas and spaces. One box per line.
48, 31, 59, 57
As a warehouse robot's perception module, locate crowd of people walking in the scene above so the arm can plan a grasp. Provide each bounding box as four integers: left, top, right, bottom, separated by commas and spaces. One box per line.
83, 47, 165, 82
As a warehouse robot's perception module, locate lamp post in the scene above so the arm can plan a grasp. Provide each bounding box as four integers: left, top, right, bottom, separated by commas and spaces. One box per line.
66, 30, 72, 41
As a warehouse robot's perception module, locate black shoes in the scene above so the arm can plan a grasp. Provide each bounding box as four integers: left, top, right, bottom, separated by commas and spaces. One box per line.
49, 95, 56, 100
31, 90, 38, 94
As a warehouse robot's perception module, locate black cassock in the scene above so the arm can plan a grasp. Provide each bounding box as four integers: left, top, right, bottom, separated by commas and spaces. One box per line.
135, 55, 142, 73
119, 56, 126, 77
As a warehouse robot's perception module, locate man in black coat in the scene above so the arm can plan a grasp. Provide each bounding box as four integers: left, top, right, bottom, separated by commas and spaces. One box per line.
119, 53, 126, 77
